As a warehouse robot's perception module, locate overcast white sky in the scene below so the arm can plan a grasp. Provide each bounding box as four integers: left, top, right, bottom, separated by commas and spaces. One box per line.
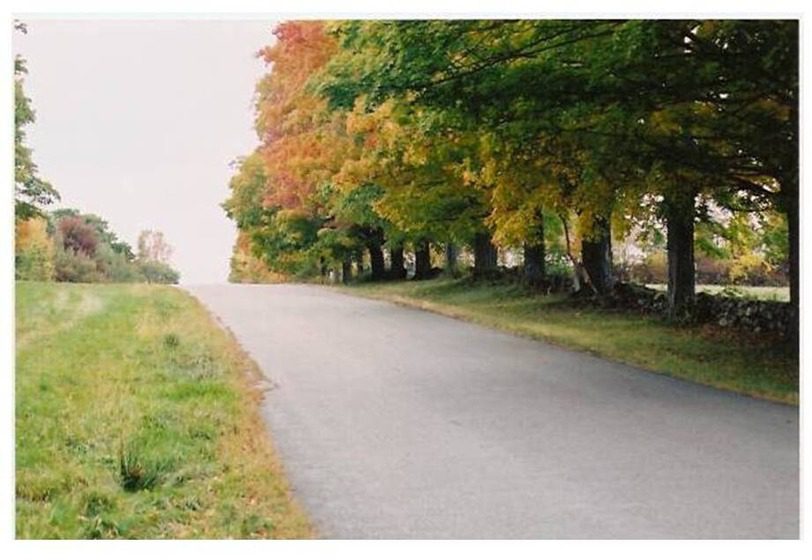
13, 19, 277, 284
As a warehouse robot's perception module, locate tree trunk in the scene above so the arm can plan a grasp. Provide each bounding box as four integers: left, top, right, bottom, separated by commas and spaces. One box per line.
581, 217, 614, 294
787, 198, 798, 307
786, 195, 799, 345
414, 239, 432, 280
389, 244, 407, 279
779, 169, 799, 344
341, 258, 352, 285
523, 243, 546, 287
784, 100, 799, 344
473, 231, 498, 277
368, 243, 385, 281
523, 211, 546, 287
355, 253, 364, 277
561, 213, 588, 292
664, 191, 696, 316
362, 226, 386, 281
445, 243, 458, 275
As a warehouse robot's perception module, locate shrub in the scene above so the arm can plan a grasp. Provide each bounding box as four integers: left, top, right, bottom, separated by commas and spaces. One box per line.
626, 251, 667, 284
138, 261, 180, 284
16, 246, 54, 281
57, 215, 99, 257
15, 217, 54, 281
54, 247, 102, 283
695, 255, 730, 284
96, 244, 142, 283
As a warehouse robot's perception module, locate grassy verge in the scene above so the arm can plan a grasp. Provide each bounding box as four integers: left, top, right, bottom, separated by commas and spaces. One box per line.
342, 278, 798, 405
16, 282, 313, 539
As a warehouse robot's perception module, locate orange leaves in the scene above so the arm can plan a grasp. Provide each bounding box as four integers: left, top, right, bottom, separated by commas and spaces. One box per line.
255, 22, 337, 138
254, 22, 350, 213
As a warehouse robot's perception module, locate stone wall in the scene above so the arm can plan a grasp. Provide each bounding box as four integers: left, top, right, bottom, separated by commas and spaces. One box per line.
595, 283, 794, 337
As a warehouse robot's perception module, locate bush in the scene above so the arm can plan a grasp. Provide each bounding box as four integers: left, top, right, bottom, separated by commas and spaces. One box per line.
627, 251, 787, 287
138, 261, 180, 284
16, 246, 54, 281
96, 244, 142, 283
626, 251, 668, 284
57, 215, 99, 257
15, 217, 55, 281
694, 255, 730, 284
54, 247, 102, 283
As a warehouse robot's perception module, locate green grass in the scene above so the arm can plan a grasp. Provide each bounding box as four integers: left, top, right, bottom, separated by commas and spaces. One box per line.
342, 278, 798, 405
16, 282, 313, 539
646, 284, 789, 301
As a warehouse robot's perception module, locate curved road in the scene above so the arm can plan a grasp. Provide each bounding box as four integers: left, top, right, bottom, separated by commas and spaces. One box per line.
187, 284, 798, 539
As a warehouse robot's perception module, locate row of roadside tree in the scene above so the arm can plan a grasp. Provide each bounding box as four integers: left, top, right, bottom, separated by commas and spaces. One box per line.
225, 20, 797, 321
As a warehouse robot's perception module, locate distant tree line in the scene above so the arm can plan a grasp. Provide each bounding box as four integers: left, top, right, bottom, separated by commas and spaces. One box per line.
16, 211, 180, 284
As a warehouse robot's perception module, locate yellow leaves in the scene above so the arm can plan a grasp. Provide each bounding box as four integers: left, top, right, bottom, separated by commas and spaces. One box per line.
750, 97, 791, 121
230, 232, 285, 283
16, 216, 53, 253
486, 169, 553, 246
729, 252, 768, 282
576, 208, 600, 240
15, 217, 55, 281
461, 167, 479, 187
402, 143, 429, 167
649, 109, 683, 135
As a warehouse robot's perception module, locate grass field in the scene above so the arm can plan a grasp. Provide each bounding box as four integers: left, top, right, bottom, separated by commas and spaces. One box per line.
15, 282, 313, 539
344, 278, 798, 405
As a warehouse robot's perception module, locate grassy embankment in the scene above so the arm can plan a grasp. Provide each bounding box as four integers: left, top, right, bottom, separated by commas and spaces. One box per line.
344, 278, 798, 405
16, 282, 313, 539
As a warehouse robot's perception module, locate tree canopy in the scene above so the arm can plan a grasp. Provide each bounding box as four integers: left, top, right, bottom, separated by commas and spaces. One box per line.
14, 22, 59, 222
225, 19, 797, 324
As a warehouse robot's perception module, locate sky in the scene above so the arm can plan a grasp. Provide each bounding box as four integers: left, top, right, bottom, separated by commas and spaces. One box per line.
13, 19, 277, 284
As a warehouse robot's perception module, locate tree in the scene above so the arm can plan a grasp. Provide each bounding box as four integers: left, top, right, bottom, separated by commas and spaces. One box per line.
138, 261, 180, 284
333, 98, 492, 276
317, 21, 625, 288
58, 216, 99, 257
227, 17, 796, 338
223, 153, 281, 280
228, 21, 411, 282
318, 20, 797, 314
15, 205, 179, 285
15, 217, 54, 281
14, 22, 59, 221
137, 230, 173, 264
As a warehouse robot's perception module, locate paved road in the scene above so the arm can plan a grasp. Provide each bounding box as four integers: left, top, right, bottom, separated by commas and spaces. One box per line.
187, 284, 798, 539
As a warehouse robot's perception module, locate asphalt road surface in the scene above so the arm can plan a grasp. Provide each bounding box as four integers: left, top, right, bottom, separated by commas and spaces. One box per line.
186, 284, 798, 539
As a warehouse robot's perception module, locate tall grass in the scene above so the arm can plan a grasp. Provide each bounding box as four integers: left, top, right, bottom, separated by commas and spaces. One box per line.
16, 282, 313, 538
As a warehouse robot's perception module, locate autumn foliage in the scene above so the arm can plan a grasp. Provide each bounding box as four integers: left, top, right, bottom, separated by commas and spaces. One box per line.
225, 19, 797, 328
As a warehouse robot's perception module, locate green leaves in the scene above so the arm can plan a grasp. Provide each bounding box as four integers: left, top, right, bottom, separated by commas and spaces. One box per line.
14, 43, 59, 222
225, 19, 796, 292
